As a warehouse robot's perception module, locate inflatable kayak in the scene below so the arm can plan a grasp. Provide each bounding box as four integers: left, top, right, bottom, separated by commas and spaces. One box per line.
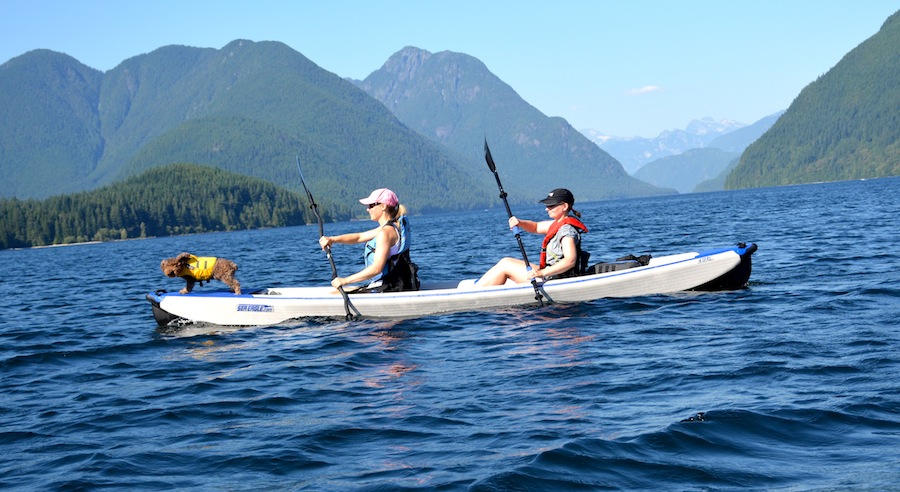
147, 242, 757, 327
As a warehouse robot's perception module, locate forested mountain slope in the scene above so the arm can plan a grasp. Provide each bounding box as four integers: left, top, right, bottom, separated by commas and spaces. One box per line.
727, 11, 900, 188
357, 47, 671, 201
0, 41, 492, 214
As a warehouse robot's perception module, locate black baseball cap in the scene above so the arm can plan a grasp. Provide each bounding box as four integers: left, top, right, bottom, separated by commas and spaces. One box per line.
538, 188, 575, 206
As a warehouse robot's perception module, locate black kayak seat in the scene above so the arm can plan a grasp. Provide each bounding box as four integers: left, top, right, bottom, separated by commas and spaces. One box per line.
586, 259, 642, 274
585, 254, 651, 275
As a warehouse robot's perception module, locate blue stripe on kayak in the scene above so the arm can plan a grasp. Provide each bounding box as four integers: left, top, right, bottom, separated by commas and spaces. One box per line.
697, 243, 755, 257
149, 290, 259, 301
697, 246, 737, 257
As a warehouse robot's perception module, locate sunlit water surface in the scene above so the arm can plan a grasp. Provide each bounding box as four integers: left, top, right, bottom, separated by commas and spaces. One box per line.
2, 178, 899, 490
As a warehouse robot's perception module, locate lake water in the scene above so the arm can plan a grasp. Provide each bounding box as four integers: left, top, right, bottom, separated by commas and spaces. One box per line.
1, 177, 899, 490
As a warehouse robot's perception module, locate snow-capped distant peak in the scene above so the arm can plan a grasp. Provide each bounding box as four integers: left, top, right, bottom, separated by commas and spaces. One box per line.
685, 117, 745, 136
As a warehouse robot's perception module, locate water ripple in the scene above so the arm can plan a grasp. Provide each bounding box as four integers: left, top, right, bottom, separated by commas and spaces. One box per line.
1, 178, 899, 490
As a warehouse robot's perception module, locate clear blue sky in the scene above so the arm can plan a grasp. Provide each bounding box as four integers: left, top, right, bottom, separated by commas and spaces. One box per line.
2, 1, 896, 138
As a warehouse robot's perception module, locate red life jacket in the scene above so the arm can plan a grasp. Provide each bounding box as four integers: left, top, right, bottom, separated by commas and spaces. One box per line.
539, 216, 589, 269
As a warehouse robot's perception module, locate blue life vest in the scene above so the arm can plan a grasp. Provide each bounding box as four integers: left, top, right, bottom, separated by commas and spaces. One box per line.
363, 217, 410, 283
363, 215, 418, 291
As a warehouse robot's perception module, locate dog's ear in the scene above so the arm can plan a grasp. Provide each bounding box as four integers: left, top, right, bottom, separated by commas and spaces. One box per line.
175, 252, 192, 262
160, 258, 177, 275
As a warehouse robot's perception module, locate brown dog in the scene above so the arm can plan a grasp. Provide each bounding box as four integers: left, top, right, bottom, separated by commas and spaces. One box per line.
160, 252, 241, 294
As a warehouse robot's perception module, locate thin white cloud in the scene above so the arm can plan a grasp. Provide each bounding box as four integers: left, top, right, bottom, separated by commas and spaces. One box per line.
626, 85, 661, 96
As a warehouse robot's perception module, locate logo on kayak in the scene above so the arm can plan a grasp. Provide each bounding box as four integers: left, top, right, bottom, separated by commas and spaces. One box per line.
237, 304, 274, 313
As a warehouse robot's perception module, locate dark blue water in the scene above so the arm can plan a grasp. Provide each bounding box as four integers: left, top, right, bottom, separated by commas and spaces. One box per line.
2, 178, 899, 491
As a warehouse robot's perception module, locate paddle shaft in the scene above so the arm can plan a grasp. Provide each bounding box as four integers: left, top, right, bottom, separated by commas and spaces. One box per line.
483, 140, 544, 306
295, 156, 357, 319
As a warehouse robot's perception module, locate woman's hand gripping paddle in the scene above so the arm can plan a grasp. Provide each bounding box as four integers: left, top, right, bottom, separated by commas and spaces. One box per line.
296, 156, 359, 320
483, 140, 544, 307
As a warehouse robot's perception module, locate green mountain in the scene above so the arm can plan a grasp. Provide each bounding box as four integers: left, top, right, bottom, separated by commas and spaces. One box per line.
727, 11, 900, 188
693, 157, 741, 193
355, 47, 670, 202
0, 50, 104, 197
633, 148, 740, 193
0, 41, 493, 214
0, 164, 309, 249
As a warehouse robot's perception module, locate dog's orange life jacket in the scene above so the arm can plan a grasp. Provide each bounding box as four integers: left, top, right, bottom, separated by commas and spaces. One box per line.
177, 255, 216, 281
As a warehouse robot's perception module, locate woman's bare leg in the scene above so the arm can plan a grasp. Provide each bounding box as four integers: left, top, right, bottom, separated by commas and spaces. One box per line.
477, 257, 530, 286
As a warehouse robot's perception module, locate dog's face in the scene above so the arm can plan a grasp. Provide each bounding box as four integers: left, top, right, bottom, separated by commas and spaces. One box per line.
160, 258, 182, 277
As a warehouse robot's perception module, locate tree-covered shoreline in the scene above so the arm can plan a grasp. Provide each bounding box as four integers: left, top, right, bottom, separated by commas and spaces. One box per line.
0, 164, 312, 250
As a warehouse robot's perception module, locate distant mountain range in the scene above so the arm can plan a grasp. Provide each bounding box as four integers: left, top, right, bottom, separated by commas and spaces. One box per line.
582, 117, 747, 175
0, 41, 496, 216
354, 46, 667, 202
1, 7, 898, 222
595, 112, 783, 193
0, 41, 670, 213
706, 112, 784, 153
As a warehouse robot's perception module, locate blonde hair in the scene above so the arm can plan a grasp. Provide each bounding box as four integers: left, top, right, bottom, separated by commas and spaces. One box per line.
385, 203, 407, 220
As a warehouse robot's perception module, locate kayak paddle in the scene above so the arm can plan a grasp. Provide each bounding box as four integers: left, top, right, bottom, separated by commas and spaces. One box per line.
483, 139, 544, 307
296, 156, 359, 320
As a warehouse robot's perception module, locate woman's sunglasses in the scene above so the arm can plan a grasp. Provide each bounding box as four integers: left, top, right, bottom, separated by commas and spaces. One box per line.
367, 203, 381, 209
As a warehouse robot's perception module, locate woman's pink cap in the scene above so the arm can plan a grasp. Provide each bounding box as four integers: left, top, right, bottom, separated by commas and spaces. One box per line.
359, 188, 398, 207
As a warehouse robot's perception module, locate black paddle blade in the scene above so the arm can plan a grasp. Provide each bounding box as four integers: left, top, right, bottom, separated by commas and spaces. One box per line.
484, 139, 497, 172
295, 156, 315, 204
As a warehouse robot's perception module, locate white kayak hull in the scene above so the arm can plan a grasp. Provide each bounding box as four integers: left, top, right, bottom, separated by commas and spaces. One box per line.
147, 243, 757, 326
